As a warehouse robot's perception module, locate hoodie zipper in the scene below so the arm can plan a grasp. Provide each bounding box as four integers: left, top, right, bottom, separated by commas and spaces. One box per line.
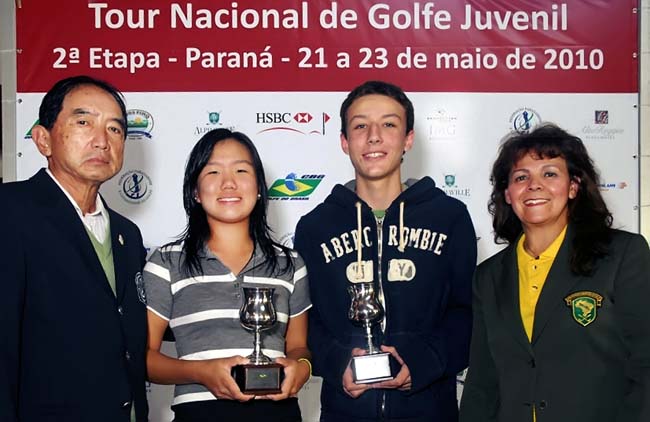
375, 214, 387, 420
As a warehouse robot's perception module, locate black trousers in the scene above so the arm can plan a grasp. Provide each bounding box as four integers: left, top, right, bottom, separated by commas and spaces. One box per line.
172, 398, 302, 422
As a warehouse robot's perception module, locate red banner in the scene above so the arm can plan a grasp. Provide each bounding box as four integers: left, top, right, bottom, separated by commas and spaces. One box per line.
16, 0, 639, 93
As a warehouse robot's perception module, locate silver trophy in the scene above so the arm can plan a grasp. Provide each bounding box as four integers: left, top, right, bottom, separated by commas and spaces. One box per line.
348, 282, 394, 384
232, 287, 283, 394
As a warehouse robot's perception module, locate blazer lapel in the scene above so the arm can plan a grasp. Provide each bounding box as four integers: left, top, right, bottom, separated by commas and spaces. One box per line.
531, 227, 583, 344
108, 208, 128, 304
495, 243, 534, 355
34, 170, 117, 299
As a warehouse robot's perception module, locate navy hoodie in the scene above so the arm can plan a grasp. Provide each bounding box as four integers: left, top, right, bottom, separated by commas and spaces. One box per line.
294, 176, 477, 421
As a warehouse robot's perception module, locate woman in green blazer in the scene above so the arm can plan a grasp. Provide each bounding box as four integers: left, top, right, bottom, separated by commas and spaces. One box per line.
459, 124, 650, 422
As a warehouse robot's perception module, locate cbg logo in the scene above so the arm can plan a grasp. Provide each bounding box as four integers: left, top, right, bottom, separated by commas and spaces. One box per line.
268, 173, 324, 200
119, 170, 152, 204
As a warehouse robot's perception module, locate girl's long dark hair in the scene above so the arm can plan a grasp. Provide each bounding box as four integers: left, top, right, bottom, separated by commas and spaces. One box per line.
165, 128, 293, 277
489, 123, 612, 275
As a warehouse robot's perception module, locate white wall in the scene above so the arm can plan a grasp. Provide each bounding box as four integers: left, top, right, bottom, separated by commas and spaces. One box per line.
0, 0, 16, 181
640, 0, 650, 242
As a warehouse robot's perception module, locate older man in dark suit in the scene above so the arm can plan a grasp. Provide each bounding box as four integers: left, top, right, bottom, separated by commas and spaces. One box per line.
0, 75, 148, 421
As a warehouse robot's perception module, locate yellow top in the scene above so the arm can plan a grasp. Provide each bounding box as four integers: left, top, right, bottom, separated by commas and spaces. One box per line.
517, 225, 567, 341
517, 225, 567, 422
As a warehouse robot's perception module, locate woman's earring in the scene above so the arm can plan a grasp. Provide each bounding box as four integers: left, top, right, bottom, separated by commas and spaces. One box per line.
257, 193, 262, 200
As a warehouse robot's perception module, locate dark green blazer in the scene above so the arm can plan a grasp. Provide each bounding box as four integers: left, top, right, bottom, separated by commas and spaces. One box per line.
459, 227, 650, 422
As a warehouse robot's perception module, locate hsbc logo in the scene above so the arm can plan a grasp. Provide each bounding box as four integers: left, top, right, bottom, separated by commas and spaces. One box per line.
257, 113, 292, 124
294, 112, 313, 123
256, 112, 316, 124
256, 111, 331, 135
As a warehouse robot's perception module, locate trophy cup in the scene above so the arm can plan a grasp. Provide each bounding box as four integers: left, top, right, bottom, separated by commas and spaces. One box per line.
348, 282, 394, 384
232, 287, 284, 394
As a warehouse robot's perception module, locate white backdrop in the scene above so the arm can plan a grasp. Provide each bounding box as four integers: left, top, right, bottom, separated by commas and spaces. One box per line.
15, 91, 639, 420
16, 91, 641, 253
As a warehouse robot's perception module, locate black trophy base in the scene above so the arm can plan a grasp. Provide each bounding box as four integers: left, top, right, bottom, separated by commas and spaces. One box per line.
351, 352, 394, 384
232, 363, 284, 395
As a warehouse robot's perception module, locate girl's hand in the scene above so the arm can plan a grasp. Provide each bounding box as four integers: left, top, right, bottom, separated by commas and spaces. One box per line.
263, 357, 311, 401
198, 356, 255, 402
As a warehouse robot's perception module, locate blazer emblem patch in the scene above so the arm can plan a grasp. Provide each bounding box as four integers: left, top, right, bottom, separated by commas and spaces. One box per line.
564, 291, 603, 327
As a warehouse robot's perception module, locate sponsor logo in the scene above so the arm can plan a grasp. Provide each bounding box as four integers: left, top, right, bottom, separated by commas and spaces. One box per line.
294, 112, 312, 123
440, 174, 471, 198
119, 170, 153, 204
194, 111, 235, 136
509, 107, 541, 133
444, 174, 455, 187
268, 173, 324, 200
24, 119, 39, 140
582, 110, 624, 141
598, 181, 628, 191
426, 109, 458, 141
594, 110, 609, 124
564, 291, 603, 327
256, 111, 331, 135
127, 109, 154, 140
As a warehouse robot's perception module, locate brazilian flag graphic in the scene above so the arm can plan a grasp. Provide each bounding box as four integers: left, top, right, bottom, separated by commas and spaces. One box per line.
268, 173, 323, 198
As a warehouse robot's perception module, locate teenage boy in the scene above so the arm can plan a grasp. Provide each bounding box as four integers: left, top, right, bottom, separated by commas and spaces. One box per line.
294, 81, 476, 421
